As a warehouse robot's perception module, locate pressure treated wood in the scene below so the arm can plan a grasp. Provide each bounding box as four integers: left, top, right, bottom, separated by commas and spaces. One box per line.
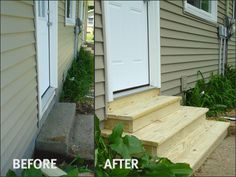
105, 93, 181, 132
103, 106, 208, 145
170, 120, 229, 171
108, 96, 180, 120
102, 94, 230, 172
108, 88, 160, 113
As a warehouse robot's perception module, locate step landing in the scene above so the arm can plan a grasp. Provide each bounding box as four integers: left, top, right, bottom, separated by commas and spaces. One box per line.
105, 93, 181, 132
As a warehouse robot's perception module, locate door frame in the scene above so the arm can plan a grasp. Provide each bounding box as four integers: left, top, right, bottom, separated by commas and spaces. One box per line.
35, 1, 58, 119
102, 1, 161, 102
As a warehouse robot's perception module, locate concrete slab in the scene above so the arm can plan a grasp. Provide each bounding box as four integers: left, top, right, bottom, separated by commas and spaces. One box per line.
194, 136, 235, 176
69, 114, 94, 160
36, 103, 76, 155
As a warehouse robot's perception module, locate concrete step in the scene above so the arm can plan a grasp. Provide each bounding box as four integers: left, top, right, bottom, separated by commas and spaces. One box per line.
68, 114, 94, 160
105, 91, 181, 132
169, 120, 229, 171
36, 103, 76, 155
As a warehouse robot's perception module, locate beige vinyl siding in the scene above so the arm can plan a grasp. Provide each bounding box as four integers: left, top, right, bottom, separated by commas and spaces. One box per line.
95, 0, 234, 119
160, 0, 226, 95
57, 1, 75, 94
1, 1, 38, 174
95, 0, 106, 120
57, 1, 85, 95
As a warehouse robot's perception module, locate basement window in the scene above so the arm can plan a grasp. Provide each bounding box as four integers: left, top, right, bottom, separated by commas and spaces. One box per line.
184, 0, 217, 23
65, 0, 76, 26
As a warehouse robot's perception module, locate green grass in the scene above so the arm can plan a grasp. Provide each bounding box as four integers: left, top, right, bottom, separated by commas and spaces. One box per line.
60, 48, 94, 103
86, 33, 94, 43
184, 65, 236, 117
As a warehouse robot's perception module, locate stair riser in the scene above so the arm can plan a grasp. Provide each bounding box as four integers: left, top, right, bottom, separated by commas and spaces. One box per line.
132, 101, 181, 132
105, 101, 180, 133
143, 145, 158, 157
108, 89, 160, 111
156, 114, 206, 158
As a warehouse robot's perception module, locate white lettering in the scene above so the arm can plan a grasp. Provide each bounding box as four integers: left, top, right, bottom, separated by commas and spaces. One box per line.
51, 159, 57, 169
21, 159, 27, 169
13, 159, 20, 169
104, 159, 112, 169
12, 159, 57, 169
103, 159, 139, 169
132, 159, 139, 169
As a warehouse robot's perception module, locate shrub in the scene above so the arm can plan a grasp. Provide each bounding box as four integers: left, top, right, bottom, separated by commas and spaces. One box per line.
185, 65, 236, 117
60, 48, 94, 103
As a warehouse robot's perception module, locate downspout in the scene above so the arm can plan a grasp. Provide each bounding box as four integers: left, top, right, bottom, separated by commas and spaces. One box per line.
74, 18, 81, 59
218, 25, 227, 75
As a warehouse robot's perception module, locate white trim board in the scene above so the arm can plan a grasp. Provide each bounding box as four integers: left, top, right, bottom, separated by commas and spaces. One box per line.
102, 1, 161, 102
65, 0, 76, 26
35, 1, 58, 119
184, 0, 218, 23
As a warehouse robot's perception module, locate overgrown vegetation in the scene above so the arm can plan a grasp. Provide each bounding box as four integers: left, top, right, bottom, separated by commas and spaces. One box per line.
95, 116, 193, 177
60, 47, 94, 104
185, 65, 236, 117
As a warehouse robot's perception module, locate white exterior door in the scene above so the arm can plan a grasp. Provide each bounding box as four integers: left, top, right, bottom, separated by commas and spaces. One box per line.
36, 0, 50, 97
36, 1, 58, 118
105, 1, 149, 92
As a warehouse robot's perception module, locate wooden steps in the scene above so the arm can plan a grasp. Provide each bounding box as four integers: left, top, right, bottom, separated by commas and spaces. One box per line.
106, 91, 181, 132
102, 90, 230, 172
170, 120, 229, 171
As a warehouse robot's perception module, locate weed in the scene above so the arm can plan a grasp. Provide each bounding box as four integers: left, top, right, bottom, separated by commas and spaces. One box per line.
60, 48, 94, 103
185, 65, 236, 117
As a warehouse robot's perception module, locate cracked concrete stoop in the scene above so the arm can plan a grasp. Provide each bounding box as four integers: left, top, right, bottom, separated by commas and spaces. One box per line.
35, 103, 94, 161
68, 114, 94, 160
36, 103, 76, 156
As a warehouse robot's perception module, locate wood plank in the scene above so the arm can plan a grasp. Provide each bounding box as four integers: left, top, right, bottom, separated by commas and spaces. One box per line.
172, 120, 229, 171
108, 96, 181, 120
108, 89, 160, 112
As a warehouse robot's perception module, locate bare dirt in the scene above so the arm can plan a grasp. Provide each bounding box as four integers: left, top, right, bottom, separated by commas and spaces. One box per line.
194, 135, 236, 177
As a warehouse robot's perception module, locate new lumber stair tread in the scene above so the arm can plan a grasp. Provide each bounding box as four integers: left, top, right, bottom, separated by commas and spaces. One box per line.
169, 120, 229, 170
102, 106, 208, 146
108, 95, 181, 120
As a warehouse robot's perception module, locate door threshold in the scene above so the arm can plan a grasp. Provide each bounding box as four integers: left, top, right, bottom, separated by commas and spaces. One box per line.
113, 86, 156, 100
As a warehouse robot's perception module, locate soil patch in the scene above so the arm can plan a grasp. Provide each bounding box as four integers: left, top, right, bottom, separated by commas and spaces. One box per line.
194, 136, 235, 176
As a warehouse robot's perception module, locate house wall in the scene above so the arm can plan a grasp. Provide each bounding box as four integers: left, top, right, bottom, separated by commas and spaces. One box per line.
95, 0, 106, 120
57, 1, 76, 94
57, 1, 88, 95
227, 0, 236, 67
159, 0, 233, 95
1, 0, 86, 174
1, 1, 38, 174
95, 0, 235, 120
